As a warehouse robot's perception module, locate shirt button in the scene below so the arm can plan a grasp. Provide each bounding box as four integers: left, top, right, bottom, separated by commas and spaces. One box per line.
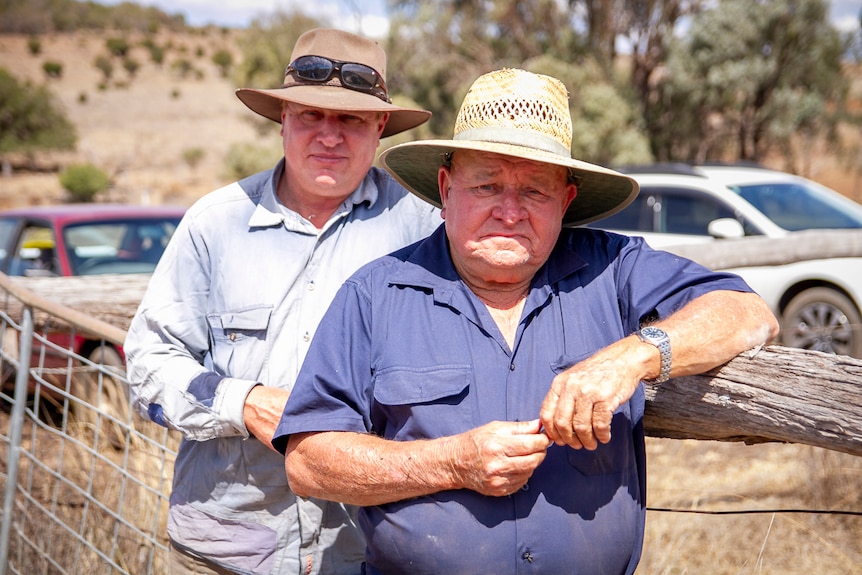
307, 281, 315, 291
509, 362, 515, 371
520, 483, 530, 492
522, 550, 534, 563
229, 332, 237, 342
302, 331, 310, 342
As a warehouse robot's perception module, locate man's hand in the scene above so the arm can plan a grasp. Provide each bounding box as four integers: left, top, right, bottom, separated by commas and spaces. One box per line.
539, 341, 644, 451
450, 419, 551, 497
243, 385, 290, 451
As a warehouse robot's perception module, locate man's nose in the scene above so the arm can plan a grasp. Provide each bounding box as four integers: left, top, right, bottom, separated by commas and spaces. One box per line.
494, 189, 527, 223
317, 117, 345, 145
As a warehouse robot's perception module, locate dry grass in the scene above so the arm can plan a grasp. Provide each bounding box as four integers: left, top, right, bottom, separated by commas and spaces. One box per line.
1, 396, 179, 575
639, 438, 862, 574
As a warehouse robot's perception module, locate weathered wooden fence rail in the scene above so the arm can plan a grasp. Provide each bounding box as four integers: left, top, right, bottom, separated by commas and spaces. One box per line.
644, 345, 862, 456
7, 233, 862, 458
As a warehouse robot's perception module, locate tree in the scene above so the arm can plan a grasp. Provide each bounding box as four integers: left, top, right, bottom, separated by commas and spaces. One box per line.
211, 48, 233, 78
387, 0, 583, 136
652, 0, 846, 165
233, 11, 323, 91
525, 54, 652, 166
0, 68, 76, 174
386, 0, 650, 165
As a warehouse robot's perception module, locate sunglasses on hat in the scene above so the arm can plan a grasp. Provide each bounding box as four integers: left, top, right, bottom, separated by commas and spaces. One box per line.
286, 55, 390, 103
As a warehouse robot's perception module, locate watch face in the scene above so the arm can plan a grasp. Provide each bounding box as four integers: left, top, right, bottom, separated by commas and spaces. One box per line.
641, 326, 665, 340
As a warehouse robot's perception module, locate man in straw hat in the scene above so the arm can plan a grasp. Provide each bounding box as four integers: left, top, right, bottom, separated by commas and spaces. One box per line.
273, 68, 778, 574
125, 28, 440, 575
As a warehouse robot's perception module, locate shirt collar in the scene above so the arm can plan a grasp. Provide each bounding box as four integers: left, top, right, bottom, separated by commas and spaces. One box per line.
247, 159, 382, 229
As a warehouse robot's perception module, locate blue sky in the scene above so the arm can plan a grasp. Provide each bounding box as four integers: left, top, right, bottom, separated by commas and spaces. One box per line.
97, 0, 859, 36
98, 0, 391, 36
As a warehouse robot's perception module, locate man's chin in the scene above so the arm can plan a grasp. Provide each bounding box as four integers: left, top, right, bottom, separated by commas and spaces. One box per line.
314, 175, 338, 187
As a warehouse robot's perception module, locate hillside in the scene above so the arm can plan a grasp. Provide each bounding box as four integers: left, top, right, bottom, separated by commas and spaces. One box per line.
0, 30, 279, 209
1, 30, 861, 211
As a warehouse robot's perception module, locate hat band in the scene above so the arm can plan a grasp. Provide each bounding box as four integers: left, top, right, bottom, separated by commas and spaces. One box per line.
454, 127, 570, 158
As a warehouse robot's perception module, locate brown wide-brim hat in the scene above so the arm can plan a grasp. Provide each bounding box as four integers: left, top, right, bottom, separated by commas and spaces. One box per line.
236, 28, 430, 138
379, 68, 638, 226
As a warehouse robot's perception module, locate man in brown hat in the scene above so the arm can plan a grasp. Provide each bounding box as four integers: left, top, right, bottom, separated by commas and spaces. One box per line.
273, 68, 778, 574
124, 28, 439, 575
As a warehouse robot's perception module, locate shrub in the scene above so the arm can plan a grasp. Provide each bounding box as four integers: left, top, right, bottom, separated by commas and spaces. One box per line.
222, 142, 281, 181
94, 55, 113, 80
182, 147, 205, 170
105, 37, 130, 57
27, 36, 41, 55
58, 164, 111, 203
212, 49, 233, 78
42, 61, 63, 78
122, 57, 140, 77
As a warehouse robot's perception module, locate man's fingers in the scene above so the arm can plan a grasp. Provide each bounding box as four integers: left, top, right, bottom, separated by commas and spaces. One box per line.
591, 402, 614, 445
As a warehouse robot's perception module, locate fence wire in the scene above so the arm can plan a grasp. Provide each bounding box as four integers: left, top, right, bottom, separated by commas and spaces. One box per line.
0, 275, 179, 575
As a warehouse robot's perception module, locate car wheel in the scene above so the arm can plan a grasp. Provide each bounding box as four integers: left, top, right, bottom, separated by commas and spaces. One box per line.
74, 345, 130, 449
780, 287, 862, 358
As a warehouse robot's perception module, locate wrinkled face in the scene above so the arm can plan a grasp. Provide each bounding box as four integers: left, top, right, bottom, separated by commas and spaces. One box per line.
281, 103, 388, 202
439, 149, 577, 286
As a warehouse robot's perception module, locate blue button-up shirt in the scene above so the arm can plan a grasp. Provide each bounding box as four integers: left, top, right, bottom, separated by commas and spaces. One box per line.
125, 161, 440, 575
275, 225, 752, 575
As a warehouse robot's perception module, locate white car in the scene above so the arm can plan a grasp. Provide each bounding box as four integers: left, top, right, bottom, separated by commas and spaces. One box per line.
588, 164, 862, 358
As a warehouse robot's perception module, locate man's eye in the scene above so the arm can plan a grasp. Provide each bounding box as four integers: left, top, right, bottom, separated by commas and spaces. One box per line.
525, 188, 552, 200
340, 115, 365, 125
300, 111, 323, 121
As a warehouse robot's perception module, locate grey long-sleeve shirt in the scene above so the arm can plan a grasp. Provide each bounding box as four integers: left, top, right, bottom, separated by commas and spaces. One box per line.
125, 161, 439, 575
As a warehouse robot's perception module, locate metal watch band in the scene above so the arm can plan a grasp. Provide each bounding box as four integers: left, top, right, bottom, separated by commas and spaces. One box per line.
638, 326, 672, 383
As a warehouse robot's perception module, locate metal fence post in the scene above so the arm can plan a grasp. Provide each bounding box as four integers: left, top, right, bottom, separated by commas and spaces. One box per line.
0, 307, 34, 575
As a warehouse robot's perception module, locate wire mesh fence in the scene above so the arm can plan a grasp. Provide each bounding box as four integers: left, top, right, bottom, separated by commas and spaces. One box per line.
0, 274, 178, 575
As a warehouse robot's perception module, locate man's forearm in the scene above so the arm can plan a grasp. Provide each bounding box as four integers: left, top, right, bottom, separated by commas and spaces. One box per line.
286, 431, 462, 506
650, 290, 779, 378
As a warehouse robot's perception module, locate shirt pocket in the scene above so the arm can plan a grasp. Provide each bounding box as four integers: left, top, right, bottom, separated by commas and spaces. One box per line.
206, 306, 273, 379
372, 366, 474, 441
551, 353, 635, 477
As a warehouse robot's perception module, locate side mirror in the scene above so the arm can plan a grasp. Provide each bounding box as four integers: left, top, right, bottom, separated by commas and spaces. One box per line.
707, 218, 745, 239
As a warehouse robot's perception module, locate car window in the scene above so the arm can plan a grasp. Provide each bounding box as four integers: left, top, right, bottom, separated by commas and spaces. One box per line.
659, 193, 737, 235
0, 218, 19, 272
9, 225, 59, 277
64, 218, 180, 275
592, 194, 655, 232
733, 183, 862, 230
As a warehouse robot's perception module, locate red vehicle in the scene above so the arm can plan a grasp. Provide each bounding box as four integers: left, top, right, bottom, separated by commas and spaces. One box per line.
0, 204, 185, 278
0, 204, 185, 419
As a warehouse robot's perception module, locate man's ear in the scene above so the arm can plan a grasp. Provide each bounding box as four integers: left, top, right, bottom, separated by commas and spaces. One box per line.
377, 112, 390, 137
563, 181, 577, 211
438, 165, 451, 217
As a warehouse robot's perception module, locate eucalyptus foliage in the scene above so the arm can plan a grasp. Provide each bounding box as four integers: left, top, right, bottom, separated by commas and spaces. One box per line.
0, 68, 76, 155
654, 0, 846, 162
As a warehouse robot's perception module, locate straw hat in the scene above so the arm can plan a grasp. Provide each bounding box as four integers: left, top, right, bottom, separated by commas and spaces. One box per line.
235, 28, 431, 138
379, 68, 639, 225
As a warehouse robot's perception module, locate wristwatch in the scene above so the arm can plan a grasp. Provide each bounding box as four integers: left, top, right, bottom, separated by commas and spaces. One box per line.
637, 326, 672, 383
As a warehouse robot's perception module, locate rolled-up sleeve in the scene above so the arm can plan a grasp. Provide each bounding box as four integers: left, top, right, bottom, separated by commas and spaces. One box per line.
125, 205, 259, 440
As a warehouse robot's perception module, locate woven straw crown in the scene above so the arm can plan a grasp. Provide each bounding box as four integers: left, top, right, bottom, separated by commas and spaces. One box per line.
454, 68, 572, 157
379, 68, 639, 226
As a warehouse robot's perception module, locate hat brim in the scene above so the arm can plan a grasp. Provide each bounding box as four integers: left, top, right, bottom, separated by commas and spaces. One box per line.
235, 85, 431, 139
379, 140, 640, 226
